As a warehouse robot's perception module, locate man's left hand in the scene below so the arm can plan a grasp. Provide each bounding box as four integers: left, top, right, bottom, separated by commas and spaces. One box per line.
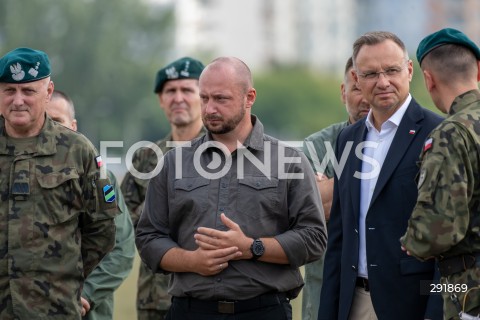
195, 213, 252, 260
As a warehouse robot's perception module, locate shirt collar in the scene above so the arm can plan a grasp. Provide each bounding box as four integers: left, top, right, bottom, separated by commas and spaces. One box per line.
204, 114, 265, 151
365, 94, 411, 131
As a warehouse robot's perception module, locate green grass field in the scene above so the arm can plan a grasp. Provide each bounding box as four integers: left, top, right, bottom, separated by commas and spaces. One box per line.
113, 252, 304, 319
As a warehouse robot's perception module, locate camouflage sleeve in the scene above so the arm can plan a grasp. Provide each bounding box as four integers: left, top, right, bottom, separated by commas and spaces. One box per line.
80, 142, 118, 277
82, 171, 135, 305
400, 122, 475, 259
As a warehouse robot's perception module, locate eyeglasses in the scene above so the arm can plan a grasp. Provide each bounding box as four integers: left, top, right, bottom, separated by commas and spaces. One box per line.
357, 63, 408, 82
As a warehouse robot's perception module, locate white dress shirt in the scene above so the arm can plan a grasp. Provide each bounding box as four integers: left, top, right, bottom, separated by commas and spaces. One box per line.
358, 94, 411, 278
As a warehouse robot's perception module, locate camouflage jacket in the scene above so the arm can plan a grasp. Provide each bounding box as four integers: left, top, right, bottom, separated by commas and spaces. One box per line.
0, 115, 117, 319
82, 170, 135, 320
120, 128, 206, 311
400, 90, 480, 318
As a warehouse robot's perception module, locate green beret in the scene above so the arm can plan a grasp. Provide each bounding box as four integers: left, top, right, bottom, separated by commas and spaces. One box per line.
154, 57, 204, 93
416, 28, 480, 64
0, 47, 51, 83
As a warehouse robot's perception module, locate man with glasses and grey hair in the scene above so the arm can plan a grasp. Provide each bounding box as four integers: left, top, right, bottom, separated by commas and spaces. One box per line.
318, 31, 443, 320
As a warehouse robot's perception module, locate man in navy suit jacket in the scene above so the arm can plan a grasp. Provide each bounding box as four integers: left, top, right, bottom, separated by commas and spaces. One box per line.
318, 31, 443, 320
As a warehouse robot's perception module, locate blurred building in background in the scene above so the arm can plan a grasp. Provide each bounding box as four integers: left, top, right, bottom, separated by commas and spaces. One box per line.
158, 0, 355, 74
426, 0, 480, 40
151, 0, 480, 75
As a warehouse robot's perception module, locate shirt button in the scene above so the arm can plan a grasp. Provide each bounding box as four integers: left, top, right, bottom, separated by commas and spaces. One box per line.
216, 278, 222, 282
221, 183, 227, 188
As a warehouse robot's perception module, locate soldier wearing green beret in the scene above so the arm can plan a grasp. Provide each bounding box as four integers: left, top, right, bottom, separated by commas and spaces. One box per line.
400, 28, 480, 319
0, 47, 118, 319
121, 56, 206, 320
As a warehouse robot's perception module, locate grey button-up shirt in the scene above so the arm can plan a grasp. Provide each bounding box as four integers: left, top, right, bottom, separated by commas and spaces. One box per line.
136, 115, 327, 300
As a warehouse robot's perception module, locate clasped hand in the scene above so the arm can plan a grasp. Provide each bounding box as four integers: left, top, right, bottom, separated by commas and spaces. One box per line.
192, 213, 250, 276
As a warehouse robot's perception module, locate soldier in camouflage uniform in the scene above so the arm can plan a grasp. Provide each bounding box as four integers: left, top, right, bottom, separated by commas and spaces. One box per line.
121, 57, 205, 320
400, 28, 480, 320
48, 90, 135, 320
0, 47, 117, 319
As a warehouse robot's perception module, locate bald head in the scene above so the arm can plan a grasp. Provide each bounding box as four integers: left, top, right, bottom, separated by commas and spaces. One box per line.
201, 57, 253, 95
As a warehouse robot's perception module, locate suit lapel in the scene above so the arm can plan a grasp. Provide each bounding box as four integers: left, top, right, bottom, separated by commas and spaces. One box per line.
350, 122, 368, 222
369, 101, 423, 206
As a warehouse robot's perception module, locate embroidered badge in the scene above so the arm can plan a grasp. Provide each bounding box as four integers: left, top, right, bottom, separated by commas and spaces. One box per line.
95, 155, 103, 168
180, 60, 190, 77
165, 66, 179, 79
423, 138, 433, 152
28, 62, 41, 77
10, 63, 25, 81
103, 184, 116, 203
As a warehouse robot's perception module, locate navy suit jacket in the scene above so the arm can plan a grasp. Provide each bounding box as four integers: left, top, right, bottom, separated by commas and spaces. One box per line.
318, 99, 444, 320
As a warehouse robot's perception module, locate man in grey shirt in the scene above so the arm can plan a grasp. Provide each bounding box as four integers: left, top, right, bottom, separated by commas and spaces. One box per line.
136, 56, 327, 320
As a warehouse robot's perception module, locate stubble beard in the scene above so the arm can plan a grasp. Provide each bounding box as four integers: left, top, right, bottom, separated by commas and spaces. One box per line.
203, 107, 246, 135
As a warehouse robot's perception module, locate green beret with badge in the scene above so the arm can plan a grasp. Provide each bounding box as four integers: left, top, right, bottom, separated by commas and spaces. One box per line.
416, 27, 480, 65
153, 56, 204, 93
0, 47, 51, 83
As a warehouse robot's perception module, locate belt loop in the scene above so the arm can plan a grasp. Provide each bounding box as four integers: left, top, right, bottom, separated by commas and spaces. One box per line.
274, 293, 280, 305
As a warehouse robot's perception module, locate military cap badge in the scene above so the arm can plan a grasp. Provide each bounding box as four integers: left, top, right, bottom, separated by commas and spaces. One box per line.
153, 57, 205, 93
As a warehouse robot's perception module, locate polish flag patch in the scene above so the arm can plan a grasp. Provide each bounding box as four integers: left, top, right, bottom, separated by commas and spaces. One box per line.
95, 155, 103, 168
423, 138, 433, 152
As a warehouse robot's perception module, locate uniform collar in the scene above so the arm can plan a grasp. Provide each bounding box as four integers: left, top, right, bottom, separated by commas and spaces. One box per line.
449, 89, 480, 115
0, 114, 58, 156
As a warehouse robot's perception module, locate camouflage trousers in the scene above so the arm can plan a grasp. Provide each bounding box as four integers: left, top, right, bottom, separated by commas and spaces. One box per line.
442, 267, 480, 320
136, 261, 171, 319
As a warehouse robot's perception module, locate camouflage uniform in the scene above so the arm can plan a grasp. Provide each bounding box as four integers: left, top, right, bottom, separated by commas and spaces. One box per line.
121, 129, 205, 320
82, 170, 135, 320
0, 115, 117, 319
401, 90, 480, 320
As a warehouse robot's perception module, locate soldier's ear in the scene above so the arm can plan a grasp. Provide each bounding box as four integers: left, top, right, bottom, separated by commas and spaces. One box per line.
71, 119, 78, 131
476, 61, 480, 82
423, 70, 435, 93
46, 80, 54, 102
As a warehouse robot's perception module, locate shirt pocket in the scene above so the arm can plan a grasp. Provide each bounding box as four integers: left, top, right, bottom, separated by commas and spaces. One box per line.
173, 177, 210, 214
36, 168, 82, 225
236, 175, 279, 221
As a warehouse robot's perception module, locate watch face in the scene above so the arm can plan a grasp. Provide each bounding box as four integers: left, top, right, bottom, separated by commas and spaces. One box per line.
252, 240, 264, 256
